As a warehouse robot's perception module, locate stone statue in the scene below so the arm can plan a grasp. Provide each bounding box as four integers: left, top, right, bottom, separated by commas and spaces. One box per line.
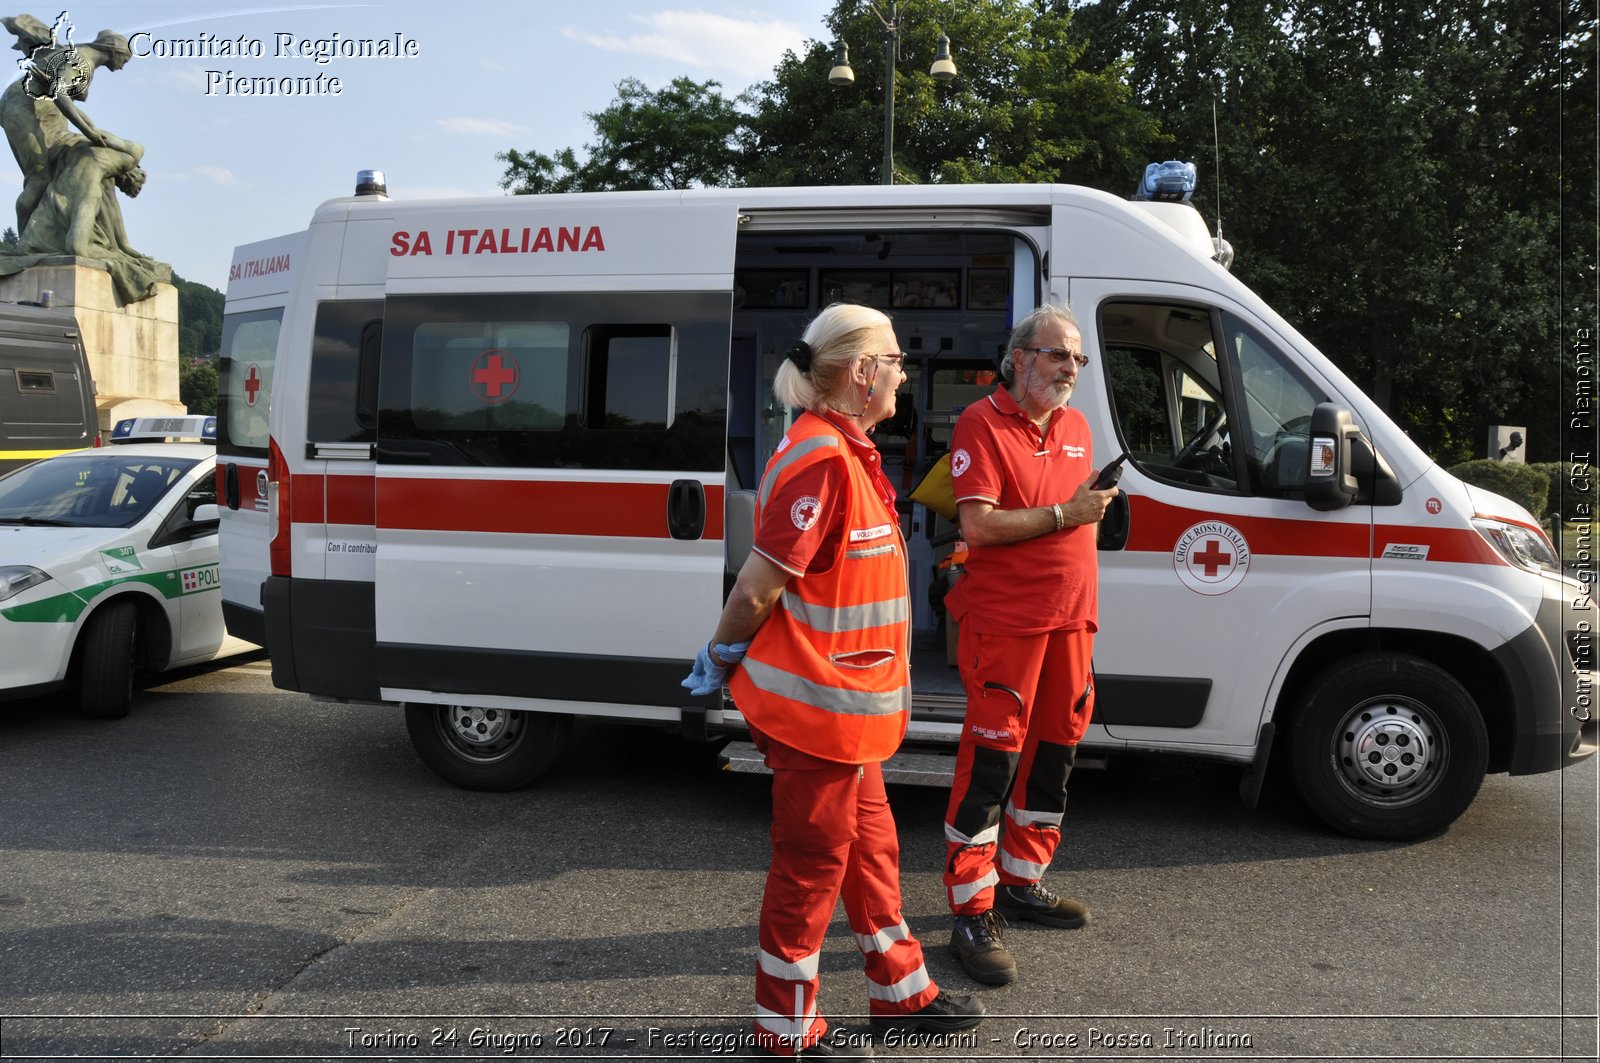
0, 13, 169, 302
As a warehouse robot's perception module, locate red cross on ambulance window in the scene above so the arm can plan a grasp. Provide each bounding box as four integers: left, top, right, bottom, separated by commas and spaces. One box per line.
470, 349, 520, 406
243, 363, 262, 407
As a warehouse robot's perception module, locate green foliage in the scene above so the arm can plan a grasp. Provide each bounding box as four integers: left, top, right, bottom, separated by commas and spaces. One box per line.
1447, 459, 1551, 519
179, 361, 217, 415
171, 271, 223, 359
1071, 0, 1579, 463
1530, 461, 1599, 522
739, 0, 1158, 188
0, 225, 15, 245
500, 77, 740, 193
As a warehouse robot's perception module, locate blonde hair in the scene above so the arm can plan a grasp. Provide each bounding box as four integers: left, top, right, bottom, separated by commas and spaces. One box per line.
772, 303, 892, 411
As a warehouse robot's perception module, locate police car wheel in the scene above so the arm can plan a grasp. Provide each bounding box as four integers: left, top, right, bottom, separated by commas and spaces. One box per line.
78, 600, 138, 719
1289, 653, 1488, 841
404, 702, 572, 791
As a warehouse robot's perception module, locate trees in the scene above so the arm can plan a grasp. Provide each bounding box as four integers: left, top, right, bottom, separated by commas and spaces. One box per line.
499, 77, 740, 193
1069, 0, 1579, 461
738, 0, 1157, 189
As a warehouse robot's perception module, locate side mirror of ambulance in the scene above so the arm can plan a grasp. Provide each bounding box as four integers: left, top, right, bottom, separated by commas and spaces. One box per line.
192, 503, 221, 525
1305, 403, 1361, 512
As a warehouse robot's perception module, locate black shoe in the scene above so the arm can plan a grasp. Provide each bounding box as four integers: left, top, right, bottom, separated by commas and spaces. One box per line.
994, 881, 1090, 929
755, 1033, 875, 1058
869, 990, 987, 1036
948, 910, 1017, 985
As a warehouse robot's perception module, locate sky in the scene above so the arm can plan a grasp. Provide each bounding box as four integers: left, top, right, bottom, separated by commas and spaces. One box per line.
4, 1, 841, 290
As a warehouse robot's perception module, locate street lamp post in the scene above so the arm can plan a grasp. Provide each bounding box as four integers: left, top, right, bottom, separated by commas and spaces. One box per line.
828, 1, 956, 185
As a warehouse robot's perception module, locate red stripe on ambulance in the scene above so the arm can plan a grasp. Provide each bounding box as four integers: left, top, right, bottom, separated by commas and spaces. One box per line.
365, 478, 725, 540
1124, 495, 1504, 566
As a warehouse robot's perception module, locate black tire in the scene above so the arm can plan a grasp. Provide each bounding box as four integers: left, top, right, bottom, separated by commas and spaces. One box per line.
404, 703, 572, 791
78, 600, 137, 719
1288, 652, 1488, 841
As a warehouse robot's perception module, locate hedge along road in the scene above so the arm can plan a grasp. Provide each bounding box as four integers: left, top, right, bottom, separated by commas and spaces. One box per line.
0, 653, 1594, 1061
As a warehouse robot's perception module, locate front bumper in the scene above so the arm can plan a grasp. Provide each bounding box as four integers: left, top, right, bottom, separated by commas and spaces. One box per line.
1496, 578, 1596, 774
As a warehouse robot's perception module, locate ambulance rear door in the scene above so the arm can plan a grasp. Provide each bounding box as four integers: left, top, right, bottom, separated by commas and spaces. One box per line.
217, 232, 306, 646
1072, 279, 1374, 757
373, 199, 736, 720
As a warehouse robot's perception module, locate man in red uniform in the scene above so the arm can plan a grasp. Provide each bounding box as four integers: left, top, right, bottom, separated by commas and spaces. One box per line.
940, 304, 1118, 986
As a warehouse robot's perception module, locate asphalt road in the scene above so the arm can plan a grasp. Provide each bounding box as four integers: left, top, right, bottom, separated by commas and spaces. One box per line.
1, 654, 1595, 1061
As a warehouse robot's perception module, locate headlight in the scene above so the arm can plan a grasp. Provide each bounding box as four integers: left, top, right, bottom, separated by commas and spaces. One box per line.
0, 565, 52, 602
1472, 518, 1562, 574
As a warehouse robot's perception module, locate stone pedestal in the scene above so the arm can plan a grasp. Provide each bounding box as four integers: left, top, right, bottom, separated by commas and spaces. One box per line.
0, 262, 184, 429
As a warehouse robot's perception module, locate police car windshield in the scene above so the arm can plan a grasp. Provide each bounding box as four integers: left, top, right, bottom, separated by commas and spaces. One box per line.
0, 453, 199, 529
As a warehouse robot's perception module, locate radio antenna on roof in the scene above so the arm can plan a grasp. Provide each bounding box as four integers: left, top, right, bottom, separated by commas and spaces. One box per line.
1210, 97, 1234, 270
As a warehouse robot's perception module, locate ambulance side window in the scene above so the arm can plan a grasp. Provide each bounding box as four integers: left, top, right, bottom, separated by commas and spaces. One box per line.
1222, 313, 1325, 496
217, 308, 281, 457
379, 292, 725, 471
307, 300, 382, 444
583, 326, 671, 430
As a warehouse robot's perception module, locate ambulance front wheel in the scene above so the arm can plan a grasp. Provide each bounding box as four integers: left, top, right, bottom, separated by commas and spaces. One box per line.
1289, 653, 1488, 841
404, 703, 572, 791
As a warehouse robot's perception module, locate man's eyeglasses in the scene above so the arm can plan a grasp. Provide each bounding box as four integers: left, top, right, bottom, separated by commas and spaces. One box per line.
1024, 347, 1090, 368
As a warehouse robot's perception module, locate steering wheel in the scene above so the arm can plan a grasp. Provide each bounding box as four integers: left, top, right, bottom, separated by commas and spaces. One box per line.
1173, 409, 1227, 470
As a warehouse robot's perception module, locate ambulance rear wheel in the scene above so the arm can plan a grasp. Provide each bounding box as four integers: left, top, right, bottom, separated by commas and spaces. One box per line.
404, 703, 571, 791
78, 600, 138, 719
1289, 653, 1487, 841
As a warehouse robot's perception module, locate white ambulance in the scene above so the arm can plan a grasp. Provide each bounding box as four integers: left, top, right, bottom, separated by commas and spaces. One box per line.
218, 173, 1593, 840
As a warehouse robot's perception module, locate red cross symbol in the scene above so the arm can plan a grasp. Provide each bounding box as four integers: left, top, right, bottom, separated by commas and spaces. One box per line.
1192, 539, 1233, 577
243, 364, 262, 407
470, 349, 519, 405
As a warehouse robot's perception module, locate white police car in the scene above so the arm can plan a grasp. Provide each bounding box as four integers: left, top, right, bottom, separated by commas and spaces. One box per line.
0, 415, 245, 717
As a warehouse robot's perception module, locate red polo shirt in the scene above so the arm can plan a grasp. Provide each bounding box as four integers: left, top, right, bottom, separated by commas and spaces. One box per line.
752, 411, 899, 577
943, 388, 1099, 636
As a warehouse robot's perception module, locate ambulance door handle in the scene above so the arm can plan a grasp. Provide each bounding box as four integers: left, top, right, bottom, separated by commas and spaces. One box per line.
1097, 491, 1130, 551
667, 479, 706, 540
223, 463, 240, 511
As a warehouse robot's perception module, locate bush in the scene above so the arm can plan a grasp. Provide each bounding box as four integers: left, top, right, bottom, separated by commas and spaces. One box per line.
1446, 459, 1550, 520
1528, 461, 1598, 524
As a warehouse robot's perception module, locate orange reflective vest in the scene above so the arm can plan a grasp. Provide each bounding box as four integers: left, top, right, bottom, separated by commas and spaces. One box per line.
731, 413, 912, 765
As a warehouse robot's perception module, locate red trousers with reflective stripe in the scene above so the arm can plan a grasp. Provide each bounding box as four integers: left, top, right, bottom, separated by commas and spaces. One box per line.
753, 728, 939, 1056
943, 626, 1094, 916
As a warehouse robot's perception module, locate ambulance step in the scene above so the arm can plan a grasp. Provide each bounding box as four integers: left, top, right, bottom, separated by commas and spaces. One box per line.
720, 740, 1107, 785
720, 741, 960, 785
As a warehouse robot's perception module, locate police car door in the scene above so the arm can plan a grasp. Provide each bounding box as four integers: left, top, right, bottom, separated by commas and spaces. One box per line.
1072, 282, 1372, 755
373, 201, 735, 717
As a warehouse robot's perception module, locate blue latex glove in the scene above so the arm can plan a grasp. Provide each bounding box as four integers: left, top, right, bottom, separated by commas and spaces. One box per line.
681, 640, 750, 696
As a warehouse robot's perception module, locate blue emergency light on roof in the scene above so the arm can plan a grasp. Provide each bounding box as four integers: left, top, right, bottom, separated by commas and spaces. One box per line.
1133, 160, 1198, 202
109, 415, 216, 444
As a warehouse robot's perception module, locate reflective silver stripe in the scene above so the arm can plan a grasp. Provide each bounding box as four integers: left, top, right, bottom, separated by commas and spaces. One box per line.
945, 822, 999, 847
781, 591, 907, 634
1005, 799, 1064, 829
740, 657, 908, 716
755, 1003, 821, 1045
758, 434, 840, 509
1000, 850, 1049, 881
864, 964, 932, 1004
845, 543, 899, 559
950, 869, 998, 907
758, 947, 820, 983
854, 920, 913, 955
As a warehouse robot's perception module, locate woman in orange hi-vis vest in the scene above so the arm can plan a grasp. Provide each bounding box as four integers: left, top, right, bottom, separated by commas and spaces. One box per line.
683, 303, 984, 1059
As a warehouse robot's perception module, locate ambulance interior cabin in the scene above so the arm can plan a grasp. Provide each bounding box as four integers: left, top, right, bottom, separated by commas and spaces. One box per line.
729, 228, 1037, 693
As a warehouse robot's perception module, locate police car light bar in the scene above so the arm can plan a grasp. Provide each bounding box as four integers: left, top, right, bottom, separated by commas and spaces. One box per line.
110, 415, 217, 443
1133, 160, 1198, 202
